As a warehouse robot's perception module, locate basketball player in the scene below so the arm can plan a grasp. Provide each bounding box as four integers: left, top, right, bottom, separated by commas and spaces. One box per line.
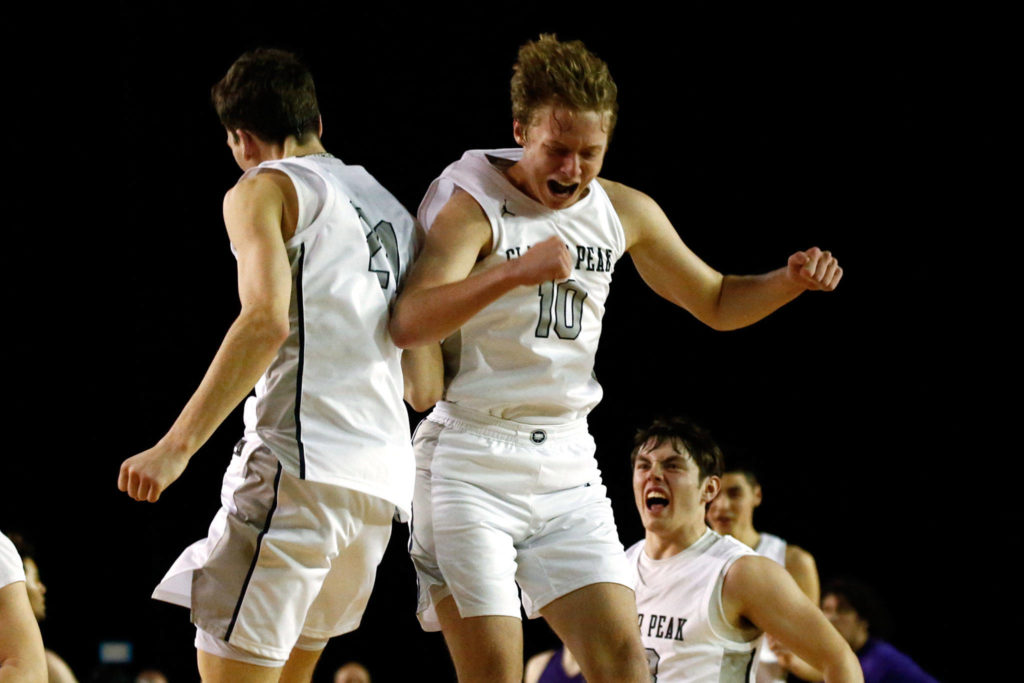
118, 49, 439, 683
708, 464, 820, 682
1, 530, 46, 682
390, 35, 843, 683
626, 417, 861, 682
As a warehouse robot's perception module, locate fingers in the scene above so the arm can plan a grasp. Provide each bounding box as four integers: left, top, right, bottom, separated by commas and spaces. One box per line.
118, 459, 162, 503
795, 247, 842, 291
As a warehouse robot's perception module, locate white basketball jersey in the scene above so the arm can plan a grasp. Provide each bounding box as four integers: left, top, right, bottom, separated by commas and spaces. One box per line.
753, 533, 788, 683
238, 154, 418, 515
418, 149, 626, 424
0, 531, 25, 589
626, 530, 762, 683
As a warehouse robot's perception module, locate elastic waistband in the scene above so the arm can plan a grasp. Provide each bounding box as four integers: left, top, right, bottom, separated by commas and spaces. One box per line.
427, 401, 589, 446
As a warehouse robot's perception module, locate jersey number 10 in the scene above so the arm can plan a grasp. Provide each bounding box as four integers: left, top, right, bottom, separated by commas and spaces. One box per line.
535, 280, 588, 340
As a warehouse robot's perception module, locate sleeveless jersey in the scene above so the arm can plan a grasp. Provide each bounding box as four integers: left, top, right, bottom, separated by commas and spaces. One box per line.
418, 149, 626, 424
625, 530, 762, 683
238, 154, 418, 514
0, 531, 25, 589
753, 533, 788, 683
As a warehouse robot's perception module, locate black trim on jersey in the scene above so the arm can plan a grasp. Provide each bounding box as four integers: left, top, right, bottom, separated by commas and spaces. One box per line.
225, 462, 283, 641
745, 647, 756, 682
293, 244, 307, 479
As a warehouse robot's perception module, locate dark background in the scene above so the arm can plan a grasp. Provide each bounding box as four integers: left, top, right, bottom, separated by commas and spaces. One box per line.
4, 1, 1004, 681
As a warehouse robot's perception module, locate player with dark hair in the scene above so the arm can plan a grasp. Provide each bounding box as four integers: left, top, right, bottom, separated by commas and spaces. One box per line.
626, 418, 861, 682
391, 33, 843, 683
118, 48, 439, 683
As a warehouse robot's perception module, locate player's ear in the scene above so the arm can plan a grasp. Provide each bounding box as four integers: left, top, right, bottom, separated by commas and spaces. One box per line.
317, 115, 323, 138
752, 484, 763, 508
701, 475, 721, 504
513, 118, 527, 145
237, 129, 260, 161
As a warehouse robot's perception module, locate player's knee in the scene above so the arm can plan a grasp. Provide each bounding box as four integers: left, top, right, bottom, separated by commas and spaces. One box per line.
579, 635, 649, 683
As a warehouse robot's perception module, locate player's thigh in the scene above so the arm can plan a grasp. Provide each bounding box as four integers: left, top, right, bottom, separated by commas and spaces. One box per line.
196, 649, 281, 683
540, 582, 647, 679
436, 595, 524, 683
432, 474, 527, 619
300, 488, 394, 638
515, 484, 632, 618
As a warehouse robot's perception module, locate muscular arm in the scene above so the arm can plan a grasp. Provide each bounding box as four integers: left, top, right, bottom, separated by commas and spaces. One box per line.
0, 582, 47, 683
604, 179, 842, 331
722, 556, 862, 683
118, 172, 294, 502
389, 190, 573, 348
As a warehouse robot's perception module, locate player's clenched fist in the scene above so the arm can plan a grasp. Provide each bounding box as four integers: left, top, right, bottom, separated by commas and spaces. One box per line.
787, 247, 843, 291
511, 235, 574, 286
118, 445, 190, 503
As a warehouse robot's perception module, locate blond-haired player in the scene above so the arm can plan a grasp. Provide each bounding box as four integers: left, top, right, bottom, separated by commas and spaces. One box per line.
392, 35, 843, 683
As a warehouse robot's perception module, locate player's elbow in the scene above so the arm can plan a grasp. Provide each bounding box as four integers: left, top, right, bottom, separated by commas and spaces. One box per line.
821, 646, 864, 683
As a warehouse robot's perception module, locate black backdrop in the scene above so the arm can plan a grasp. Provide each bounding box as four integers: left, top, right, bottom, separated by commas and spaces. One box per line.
4, 2, 1004, 681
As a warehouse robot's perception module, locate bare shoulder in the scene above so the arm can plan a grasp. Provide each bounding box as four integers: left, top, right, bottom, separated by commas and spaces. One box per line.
785, 544, 817, 573
723, 553, 797, 605
223, 169, 299, 240
597, 177, 670, 250
435, 186, 489, 226
224, 169, 291, 206
426, 186, 493, 256
597, 177, 660, 216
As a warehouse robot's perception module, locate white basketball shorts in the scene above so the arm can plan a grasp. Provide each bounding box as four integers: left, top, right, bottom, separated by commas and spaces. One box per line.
152, 440, 394, 663
408, 401, 632, 631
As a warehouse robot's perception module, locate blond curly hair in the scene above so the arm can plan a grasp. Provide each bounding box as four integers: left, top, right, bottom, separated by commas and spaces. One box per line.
510, 34, 618, 134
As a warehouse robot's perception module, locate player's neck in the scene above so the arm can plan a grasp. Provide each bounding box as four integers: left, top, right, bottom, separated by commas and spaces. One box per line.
734, 525, 760, 550
281, 136, 326, 160
644, 521, 708, 560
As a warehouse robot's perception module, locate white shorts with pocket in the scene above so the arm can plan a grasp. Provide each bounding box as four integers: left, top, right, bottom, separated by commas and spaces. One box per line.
152, 440, 394, 662
408, 401, 632, 631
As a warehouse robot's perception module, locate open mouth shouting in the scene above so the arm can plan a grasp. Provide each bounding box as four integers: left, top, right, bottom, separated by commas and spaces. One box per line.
645, 488, 670, 514
547, 179, 580, 197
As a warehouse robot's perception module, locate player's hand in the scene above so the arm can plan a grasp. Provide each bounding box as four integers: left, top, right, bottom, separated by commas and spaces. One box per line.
118, 443, 190, 503
787, 247, 842, 291
512, 236, 573, 285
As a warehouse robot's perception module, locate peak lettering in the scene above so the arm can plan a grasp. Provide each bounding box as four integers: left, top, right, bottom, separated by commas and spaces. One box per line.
638, 612, 687, 642
504, 243, 614, 273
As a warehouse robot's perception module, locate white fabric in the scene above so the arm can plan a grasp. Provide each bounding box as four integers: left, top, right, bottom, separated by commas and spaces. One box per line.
154, 444, 393, 661
417, 149, 626, 424
0, 531, 25, 588
238, 154, 418, 516
626, 529, 762, 682
409, 402, 632, 631
753, 532, 789, 682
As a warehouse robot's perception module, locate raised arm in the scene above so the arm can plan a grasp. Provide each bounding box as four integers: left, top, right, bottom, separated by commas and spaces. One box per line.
118, 172, 294, 502
723, 556, 862, 683
604, 179, 842, 331
389, 189, 573, 348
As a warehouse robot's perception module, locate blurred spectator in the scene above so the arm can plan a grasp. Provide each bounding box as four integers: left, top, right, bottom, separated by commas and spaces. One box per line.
333, 661, 371, 683
524, 645, 584, 682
